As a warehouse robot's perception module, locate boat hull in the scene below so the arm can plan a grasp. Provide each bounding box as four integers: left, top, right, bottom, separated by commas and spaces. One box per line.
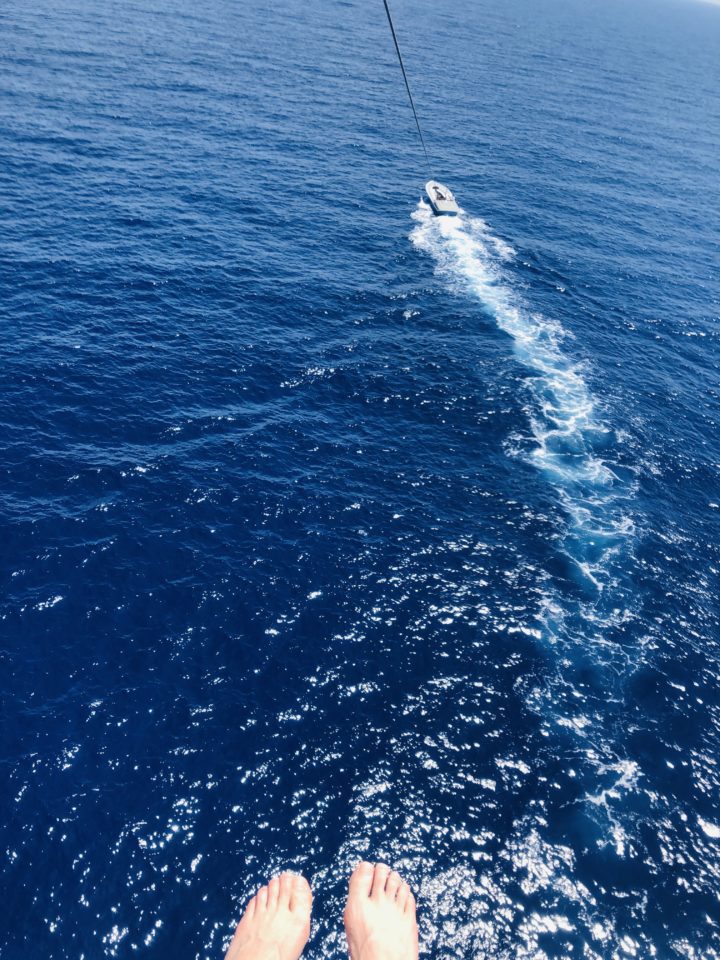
425, 180, 459, 216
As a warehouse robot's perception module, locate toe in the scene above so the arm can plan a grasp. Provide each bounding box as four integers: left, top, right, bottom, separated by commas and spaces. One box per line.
370, 862, 391, 899
242, 891, 257, 921
255, 885, 268, 911
348, 861, 374, 898
386, 870, 403, 900
403, 887, 416, 916
278, 871, 294, 907
267, 875, 281, 907
289, 874, 313, 914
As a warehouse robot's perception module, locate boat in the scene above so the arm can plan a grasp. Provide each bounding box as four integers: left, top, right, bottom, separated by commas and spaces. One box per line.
425, 180, 459, 216
381, 2, 461, 214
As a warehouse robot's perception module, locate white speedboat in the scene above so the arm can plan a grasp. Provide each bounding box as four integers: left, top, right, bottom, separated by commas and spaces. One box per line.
425, 180, 459, 216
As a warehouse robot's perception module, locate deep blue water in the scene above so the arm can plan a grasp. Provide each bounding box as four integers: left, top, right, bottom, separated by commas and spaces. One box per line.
2, 0, 720, 956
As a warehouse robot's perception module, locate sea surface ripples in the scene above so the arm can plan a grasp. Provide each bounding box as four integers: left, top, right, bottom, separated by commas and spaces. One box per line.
2, 0, 720, 957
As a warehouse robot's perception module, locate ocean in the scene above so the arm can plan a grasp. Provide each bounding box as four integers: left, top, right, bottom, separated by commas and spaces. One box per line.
2, 0, 720, 956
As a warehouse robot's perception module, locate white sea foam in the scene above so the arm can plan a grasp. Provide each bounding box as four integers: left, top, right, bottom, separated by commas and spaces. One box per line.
410, 201, 647, 855
410, 202, 634, 594
698, 817, 720, 839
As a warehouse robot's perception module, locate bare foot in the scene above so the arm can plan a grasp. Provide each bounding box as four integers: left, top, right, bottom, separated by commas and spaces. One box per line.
343, 862, 419, 960
224, 872, 312, 960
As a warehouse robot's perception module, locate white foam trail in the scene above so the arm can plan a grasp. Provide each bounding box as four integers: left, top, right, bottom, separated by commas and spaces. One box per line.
410, 201, 634, 594
412, 202, 644, 846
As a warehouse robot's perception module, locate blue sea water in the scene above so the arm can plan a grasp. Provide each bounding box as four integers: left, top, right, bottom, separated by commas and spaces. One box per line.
2, 0, 720, 956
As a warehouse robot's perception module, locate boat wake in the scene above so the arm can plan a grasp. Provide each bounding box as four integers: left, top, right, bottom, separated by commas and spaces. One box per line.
410, 201, 635, 598
410, 201, 642, 819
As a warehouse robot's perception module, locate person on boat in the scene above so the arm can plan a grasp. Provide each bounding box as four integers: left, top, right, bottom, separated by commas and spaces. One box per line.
224, 861, 418, 960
